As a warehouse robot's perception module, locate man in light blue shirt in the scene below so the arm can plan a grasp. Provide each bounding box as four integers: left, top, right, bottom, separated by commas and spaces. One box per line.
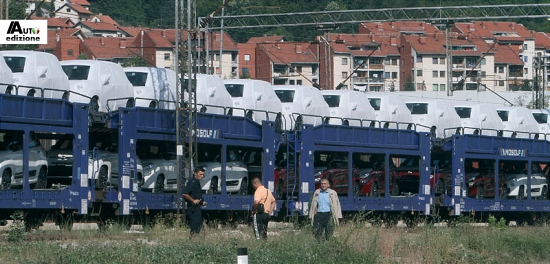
309, 178, 342, 241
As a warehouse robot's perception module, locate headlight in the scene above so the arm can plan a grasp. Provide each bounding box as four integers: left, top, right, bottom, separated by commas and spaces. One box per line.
143, 163, 154, 176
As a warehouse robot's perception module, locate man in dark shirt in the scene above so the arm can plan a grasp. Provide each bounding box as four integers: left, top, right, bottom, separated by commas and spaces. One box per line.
182, 167, 206, 236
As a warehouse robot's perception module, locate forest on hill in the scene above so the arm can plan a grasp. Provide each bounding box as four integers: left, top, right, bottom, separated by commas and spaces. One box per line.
88, 0, 550, 43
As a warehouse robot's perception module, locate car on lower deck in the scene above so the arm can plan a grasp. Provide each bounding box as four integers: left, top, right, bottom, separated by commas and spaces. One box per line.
198, 148, 249, 195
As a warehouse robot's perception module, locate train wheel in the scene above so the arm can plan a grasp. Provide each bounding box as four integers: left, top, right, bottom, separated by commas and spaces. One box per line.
239, 178, 248, 195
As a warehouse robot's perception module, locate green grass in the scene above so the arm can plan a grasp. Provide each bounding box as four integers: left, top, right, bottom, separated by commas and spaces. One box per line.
0, 219, 550, 263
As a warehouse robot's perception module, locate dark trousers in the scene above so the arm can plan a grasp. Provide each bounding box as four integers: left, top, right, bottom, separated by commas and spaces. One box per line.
186, 206, 203, 235
253, 213, 270, 239
313, 212, 333, 241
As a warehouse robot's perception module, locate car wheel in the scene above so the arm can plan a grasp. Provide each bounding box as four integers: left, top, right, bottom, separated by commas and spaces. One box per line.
32, 166, 48, 189
476, 185, 484, 199
154, 175, 165, 193
435, 180, 445, 196
353, 182, 360, 196
1, 169, 11, 190
500, 186, 509, 200
391, 182, 400, 196
370, 182, 379, 197
517, 185, 525, 200
541, 186, 548, 200
207, 177, 218, 194
96, 166, 108, 189
275, 181, 283, 200
239, 178, 248, 195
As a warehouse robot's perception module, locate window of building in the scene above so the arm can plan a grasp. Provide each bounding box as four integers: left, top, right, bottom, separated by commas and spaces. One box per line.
67, 49, 73, 56
215, 54, 219, 61
523, 44, 528, 50
164, 53, 170, 61
480, 71, 486, 77
440, 58, 445, 64
384, 59, 390, 65
498, 67, 504, 73
342, 58, 348, 65
297, 80, 302, 85
433, 84, 439, 91
392, 72, 397, 79
296, 66, 302, 73
66, 8, 70, 12
384, 72, 390, 79
433, 57, 438, 64
417, 70, 422, 76
289, 80, 295, 85
392, 58, 397, 65
244, 54, 250, 61
499, 80, 505, 86
342, 72, 348, 78
440, 71, 445, 78
523, 56, 528, 63
416, 56, 423, 63
481, 58, 486, 65
524, 68, 528, 74
433, 71, 438, 78
440, 84, 445, 91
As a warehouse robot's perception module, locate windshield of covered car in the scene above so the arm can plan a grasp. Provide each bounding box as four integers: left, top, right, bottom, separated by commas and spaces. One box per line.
406, 103, 428, 115
323, 95, 341, 107
454, 107, 472, 118
62, 65, 91, 80
125, 72, 148, 87
224, 84, 244, 98
497, 110, 509, 121
532, 113, 548, 124
275, 90, 295, 103
4, 56, 26, 73
368, 98, 381, 110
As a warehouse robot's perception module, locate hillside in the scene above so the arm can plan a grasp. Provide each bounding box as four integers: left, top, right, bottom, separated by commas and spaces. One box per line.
89, 0, 550, 43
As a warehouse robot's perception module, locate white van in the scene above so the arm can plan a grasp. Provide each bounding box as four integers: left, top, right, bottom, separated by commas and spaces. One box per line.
223, 79, 282, 123
493, 105, 541, 139
61, 60, 135, 112
402, 97, 462, 138
321, 90, 376, 126
124, 67, 177, 110
366, 94, 412, 129
184, 74, 233, 115
452, 101, 504, 136
273, 85, 330, 130
0, 50, 69, 98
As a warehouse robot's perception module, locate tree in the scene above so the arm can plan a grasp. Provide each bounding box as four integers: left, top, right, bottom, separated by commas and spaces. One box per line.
403, 76, 415, 91
77, 53, 88, 60
121, 56, 149, 67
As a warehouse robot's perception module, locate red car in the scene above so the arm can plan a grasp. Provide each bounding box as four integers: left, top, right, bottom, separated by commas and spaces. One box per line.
314, 160, 361, 195
359, 163, 400, 197
273, 159, 298, 200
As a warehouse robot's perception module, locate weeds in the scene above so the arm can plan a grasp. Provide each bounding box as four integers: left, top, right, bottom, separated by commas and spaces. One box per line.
7, 211, 25, 243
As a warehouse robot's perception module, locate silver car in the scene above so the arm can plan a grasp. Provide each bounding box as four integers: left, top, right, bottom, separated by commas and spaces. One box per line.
0, 131, 48, 189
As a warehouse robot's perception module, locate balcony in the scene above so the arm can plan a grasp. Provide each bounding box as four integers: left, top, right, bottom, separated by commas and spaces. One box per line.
369, 64, 384, 70
353, 77, 385, 84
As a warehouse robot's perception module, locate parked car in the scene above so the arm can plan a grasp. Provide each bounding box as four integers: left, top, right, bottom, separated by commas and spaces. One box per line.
0, 130, 48, 189
198, 148, 249, 195
359, 159, 400, 197
136, 141, 177, 193
390, 154, 452, 196
314, 159, 361, 195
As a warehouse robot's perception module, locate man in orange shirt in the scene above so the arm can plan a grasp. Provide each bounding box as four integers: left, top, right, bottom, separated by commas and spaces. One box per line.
252, 177, 276, 239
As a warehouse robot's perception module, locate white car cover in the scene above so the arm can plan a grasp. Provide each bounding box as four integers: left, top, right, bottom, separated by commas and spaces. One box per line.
366, 93, 412, 129
0, 53, 13, 93
401, 97, 462, 138
452, 101, 504, 136
530, 109, 550, 137
184, 74, 233, 115
321, 90, 376, 126
0, 50, 69, 98
223, 79, 282, 123
124, 67, 177, 110
60, 60, 135, 112
273, 85, 330, 130
492, 105, 541, 139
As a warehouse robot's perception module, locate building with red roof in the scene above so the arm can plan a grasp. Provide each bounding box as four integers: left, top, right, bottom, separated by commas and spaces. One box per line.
54, 3, 93, 24
76, 21, 121, 37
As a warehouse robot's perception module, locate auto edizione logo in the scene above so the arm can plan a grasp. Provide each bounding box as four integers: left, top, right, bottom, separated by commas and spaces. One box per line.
0, 20, 47, 44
